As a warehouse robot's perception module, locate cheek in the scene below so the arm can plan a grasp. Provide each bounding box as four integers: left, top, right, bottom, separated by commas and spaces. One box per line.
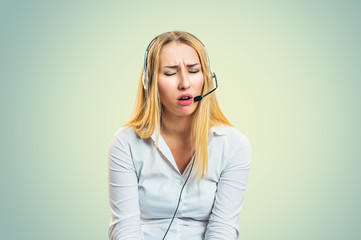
191, 74, 204, 91
158, 79, 173, 101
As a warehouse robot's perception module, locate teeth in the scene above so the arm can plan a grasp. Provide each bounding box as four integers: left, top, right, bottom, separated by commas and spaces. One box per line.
181, 97, 190, 100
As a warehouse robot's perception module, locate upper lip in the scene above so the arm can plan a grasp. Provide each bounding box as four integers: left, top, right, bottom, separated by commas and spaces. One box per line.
177, 94, 193, 100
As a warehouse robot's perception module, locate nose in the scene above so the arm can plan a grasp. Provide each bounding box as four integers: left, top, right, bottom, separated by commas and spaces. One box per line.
178, 68, 190, 90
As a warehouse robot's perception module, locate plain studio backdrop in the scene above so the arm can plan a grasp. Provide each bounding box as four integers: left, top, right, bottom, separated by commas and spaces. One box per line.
0, 1, 360, 239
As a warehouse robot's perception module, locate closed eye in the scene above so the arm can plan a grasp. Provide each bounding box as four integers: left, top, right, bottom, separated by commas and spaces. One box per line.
164, 70, 200, 76
164, 73, 175, 76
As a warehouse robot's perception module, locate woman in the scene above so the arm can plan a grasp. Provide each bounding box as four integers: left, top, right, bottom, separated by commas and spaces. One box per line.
107, 31, 252, 240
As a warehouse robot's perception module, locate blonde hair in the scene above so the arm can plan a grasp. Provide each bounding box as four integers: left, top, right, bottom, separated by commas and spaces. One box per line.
125, 31, 231, 178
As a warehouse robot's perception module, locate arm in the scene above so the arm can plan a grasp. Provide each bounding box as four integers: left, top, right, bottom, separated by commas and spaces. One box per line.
205, 132, 252, 240
107, 133, 141, 240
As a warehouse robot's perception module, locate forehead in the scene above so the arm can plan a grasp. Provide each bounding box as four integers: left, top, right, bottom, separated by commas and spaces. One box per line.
159, 42, 200, 66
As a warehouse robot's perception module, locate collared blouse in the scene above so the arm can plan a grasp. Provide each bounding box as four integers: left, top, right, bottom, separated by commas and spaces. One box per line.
107, 125, 252, 240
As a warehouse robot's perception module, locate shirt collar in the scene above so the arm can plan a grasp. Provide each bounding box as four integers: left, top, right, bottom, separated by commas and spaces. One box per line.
208, 125, 227, 142
209, 125, 227, 136
150, 129, 179, 169
149, 125, 227, 141
149, 125, 227, 140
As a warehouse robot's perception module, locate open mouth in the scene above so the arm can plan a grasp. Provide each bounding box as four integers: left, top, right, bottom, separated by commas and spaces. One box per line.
177, 95, 193, 105
178, 96, 192, 100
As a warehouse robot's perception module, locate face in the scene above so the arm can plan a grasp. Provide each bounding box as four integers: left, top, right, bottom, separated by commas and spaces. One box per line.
158, 41, 204, 119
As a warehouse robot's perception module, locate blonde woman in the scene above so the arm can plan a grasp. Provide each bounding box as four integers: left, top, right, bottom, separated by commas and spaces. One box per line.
107, 31, 252, 240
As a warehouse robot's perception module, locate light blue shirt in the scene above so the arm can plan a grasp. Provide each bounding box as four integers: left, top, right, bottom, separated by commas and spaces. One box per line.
107, 125, 252, 240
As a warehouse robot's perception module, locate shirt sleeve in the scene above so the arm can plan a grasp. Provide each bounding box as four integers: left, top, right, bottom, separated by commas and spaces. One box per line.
107, 132, 141, 240
205, 131, 252, 240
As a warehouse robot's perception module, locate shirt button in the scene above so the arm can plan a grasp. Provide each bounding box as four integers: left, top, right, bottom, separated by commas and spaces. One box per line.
179, 180, 184, 185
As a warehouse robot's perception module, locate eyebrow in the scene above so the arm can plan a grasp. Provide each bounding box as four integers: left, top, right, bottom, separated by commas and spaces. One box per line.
163, 63, 199, 69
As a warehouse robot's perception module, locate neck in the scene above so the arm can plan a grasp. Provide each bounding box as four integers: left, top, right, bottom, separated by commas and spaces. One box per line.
161, 112, 194, 141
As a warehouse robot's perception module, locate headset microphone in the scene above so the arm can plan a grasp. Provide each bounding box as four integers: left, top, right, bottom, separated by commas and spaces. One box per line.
194, 72, 218, 102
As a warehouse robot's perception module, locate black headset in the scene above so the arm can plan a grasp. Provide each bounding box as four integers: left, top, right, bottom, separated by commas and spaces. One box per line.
142, 31, 218, 102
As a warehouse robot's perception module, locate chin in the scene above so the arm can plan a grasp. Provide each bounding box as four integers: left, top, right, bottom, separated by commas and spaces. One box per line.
177, 108, 197, 117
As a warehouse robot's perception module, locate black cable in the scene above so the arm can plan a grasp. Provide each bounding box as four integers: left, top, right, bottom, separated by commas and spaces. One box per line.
161, 158, 195, 240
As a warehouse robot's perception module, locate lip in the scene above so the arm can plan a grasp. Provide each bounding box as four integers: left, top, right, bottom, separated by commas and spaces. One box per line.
177, 94, 193, 106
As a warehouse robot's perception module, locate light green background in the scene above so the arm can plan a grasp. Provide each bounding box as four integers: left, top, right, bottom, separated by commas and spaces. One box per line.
1, 1, 360, 239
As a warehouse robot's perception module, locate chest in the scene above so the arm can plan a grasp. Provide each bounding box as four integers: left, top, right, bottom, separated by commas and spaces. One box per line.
167, 143, 194, 174
132, 136, 227, 219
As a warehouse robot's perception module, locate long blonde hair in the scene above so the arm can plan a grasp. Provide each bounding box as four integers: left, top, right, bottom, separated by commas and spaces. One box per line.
125, 31, 231, 178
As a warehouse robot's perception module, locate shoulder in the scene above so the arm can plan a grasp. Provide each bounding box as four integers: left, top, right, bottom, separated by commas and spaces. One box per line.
211, 125, 252, 167
210, 125, 251, 149
113, 126, 139, 140
107, 126, 140, 149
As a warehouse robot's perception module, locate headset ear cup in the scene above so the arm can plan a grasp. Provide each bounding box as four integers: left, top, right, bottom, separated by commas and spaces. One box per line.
143, 47, 150, 90
142, 69, 148, 90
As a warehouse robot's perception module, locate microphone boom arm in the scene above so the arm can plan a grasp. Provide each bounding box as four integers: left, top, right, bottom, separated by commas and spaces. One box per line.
194, 73, 218, 102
